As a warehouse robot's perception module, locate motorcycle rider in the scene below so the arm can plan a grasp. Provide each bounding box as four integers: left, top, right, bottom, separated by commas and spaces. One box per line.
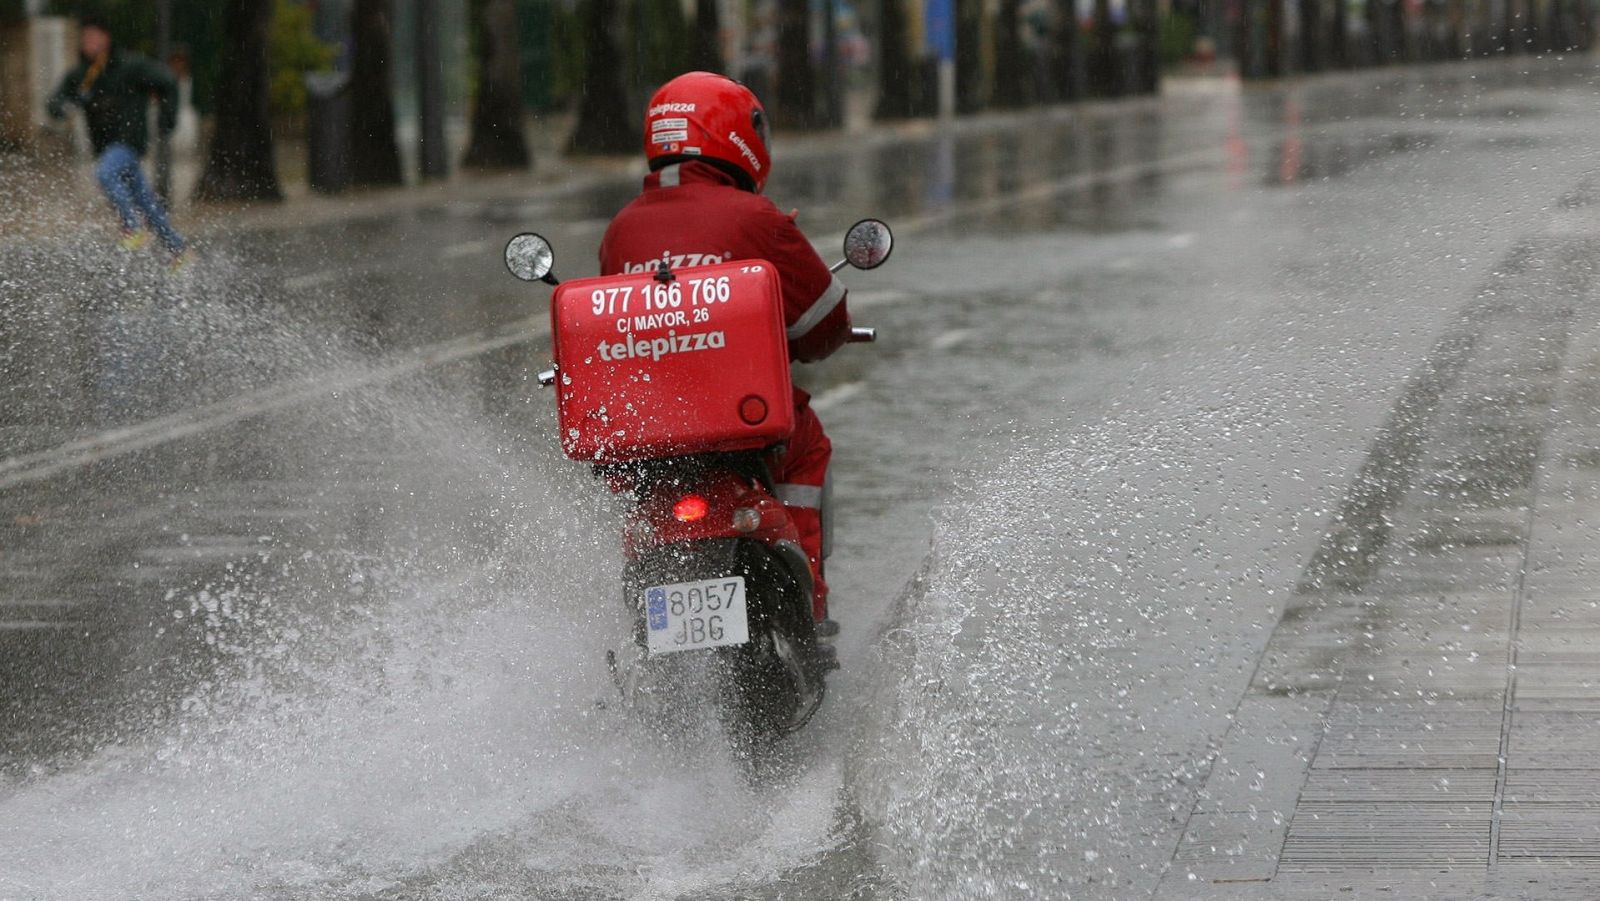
599, 71, 851, 628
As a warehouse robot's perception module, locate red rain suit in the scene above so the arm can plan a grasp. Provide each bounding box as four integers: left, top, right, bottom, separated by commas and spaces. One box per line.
599, 160, 851, 620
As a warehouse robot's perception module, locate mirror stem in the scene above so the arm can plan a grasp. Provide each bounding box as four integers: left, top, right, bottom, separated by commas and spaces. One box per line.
829, 258, 848, 274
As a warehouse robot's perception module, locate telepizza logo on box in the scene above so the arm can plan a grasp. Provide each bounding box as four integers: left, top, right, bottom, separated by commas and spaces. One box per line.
597, 330, 727, 362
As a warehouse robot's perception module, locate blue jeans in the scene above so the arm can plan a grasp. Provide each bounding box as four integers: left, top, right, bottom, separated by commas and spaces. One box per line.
95, 143, 185, 254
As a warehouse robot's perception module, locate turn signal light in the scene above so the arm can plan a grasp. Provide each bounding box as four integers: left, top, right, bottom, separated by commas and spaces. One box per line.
732, 507, 761, 532
672, 495, 710, 523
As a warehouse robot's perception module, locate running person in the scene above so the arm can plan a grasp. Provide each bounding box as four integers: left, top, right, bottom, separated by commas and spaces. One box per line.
48, 14, 191, 268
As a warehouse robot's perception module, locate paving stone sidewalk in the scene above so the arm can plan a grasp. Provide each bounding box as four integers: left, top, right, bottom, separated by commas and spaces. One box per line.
1160, 178, 1600, 898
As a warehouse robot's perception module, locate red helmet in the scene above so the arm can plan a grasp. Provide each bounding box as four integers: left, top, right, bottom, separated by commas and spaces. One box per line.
644, 72, 771, 193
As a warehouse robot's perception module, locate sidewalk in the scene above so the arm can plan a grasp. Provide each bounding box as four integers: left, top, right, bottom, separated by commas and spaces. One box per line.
1159, 176, 1600, 897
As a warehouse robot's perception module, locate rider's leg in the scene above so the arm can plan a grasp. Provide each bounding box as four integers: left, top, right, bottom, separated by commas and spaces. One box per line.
776, 393, 832, 623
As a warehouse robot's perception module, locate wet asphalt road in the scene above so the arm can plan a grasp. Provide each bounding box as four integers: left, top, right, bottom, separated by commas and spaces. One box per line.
6, 55, 1600, 899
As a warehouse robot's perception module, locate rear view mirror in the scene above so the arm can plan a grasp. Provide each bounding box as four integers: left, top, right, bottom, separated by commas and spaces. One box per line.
843, 219, 893, 270
505, 233, 556, 284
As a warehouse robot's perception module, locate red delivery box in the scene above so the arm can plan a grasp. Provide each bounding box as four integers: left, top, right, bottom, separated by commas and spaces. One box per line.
549, 259, 794, 463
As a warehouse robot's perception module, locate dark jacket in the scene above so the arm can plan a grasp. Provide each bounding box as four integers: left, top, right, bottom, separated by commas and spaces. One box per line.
47, 48, 177, 157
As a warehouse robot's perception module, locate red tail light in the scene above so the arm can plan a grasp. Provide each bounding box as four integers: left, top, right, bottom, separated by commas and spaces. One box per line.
672, 494, 710, 523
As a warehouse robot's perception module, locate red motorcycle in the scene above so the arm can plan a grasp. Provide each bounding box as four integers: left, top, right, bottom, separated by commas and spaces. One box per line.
504, 220, 893, 757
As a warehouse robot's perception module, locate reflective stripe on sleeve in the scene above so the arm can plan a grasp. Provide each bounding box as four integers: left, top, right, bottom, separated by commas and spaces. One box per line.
775, 483, 824, 509
786, 275, 847, 341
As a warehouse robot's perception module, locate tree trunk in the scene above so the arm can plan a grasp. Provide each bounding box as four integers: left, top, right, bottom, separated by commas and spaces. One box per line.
1053, 0, 1086, 101
875, 0, 918, 119
690, 0, 723, 72
775, 0, 816, 127
820, 0, 842, 125
630, 0, 691, 93
195, 0, 281, 202
1300, 0, 1324, 69
569, 0, 636, 154
463, 0, 530, 169
1265, 0, 1285, 74
956, 0, 986, 111
1331, 0, 1351, 66
1089, 0, 1118, 94
993, 0, 1029, 107
1136, 0, 1161, 91
349, 0, 403, 186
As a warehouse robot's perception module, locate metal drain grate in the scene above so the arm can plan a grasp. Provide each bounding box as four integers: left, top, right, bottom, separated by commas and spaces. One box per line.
1498, 805, 1600, 860
1279, 801, 1492, 870
1300, 768, 1497, 803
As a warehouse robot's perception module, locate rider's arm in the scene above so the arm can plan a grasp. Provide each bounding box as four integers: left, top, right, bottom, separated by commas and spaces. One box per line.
765, 208, 851, 363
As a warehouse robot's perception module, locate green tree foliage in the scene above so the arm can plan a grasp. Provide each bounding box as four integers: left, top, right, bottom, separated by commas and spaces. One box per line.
268, 0, 334, 117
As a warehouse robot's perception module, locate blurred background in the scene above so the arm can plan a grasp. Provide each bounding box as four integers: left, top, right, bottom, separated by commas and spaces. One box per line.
4, 0, 1593, 203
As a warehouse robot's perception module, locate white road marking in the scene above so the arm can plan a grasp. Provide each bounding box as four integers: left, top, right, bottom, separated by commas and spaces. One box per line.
931, 328, 973, 351
847, 289, 914, 307
283, 269, 341, 291
567, 218, 612, 236
0, 317, 549, 491
810, 382, 864, 412
442, 239, 491, 259
0, 599, 82, 607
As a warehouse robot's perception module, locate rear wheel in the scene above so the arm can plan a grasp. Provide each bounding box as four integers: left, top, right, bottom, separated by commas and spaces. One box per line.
720, 590, 825, 776
621, 540, 826, 773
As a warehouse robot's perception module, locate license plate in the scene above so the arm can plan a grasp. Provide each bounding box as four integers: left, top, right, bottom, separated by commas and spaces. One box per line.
643, 576, 749, 655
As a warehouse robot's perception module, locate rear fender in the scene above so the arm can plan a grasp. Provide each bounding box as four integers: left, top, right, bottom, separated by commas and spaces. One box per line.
626, 469, 801, 553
